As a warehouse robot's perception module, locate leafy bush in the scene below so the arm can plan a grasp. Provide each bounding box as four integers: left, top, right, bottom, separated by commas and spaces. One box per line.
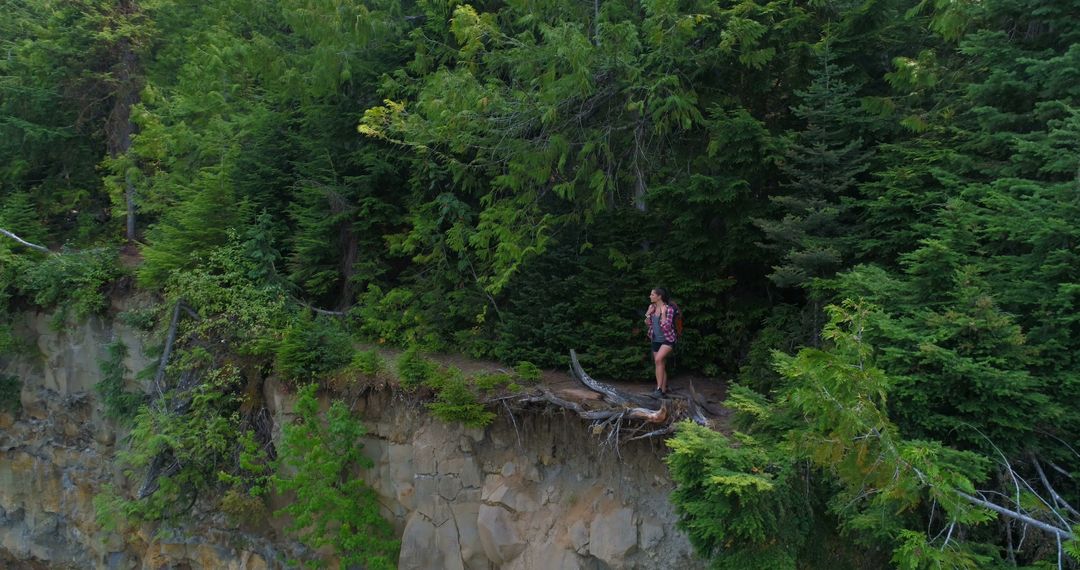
117, 307, 157, 332
396, 346, 435, 389
666, 423, 810, 569
426, 373, 495, 428
349, 349, 384, 378
514, 360, 541, 384
352, 285, 446, 349
16, 248, 123, 323
96, 340, 143, 420
0, 374, 21, 414
109, 366, 245, 525
163, 236, 290, 357
0, 324, 17, 356
219, 487, 267, 527
273, 384, 398, 569
473, 371, 512, 392
275, 312, 354, 383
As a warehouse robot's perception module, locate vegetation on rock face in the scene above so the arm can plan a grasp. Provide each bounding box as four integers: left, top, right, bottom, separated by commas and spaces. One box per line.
273, 384, 399, 569
3, 0, 1080, 566
96, 339, 143, 420
0, 374, 21, 414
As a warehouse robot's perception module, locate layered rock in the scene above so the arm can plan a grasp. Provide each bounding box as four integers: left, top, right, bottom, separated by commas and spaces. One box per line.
343, 390, 701, 570
1, 310, 703, 569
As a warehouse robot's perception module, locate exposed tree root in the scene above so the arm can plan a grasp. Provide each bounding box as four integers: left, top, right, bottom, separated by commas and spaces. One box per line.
512, 350, 720, 445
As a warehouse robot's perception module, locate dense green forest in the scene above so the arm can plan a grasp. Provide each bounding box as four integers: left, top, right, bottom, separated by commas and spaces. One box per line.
1, 0, 1078, 567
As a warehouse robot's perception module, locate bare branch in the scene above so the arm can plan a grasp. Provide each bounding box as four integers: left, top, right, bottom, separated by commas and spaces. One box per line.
570, 349, 656, 408
0, 228, 51, 254
296, 300, 347, 317
1032, 454, 1080, 518
153, 301, 183, 400
956, 491, 1075, 541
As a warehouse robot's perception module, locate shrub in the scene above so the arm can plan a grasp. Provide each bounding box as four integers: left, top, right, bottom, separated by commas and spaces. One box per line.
275, 312, 354, 383
96, 340, 143, 421
473, 372, 513, 392
0, 324, 17, 356
396, 346, 434, 389
219, 487, 268, 527
350, 349, 384, 378
17, 248, 122, 323
273, 384, 398, 569
0, 374, 21, 414
514, 360, 541, 383
117, 307, 157, 332
426, 374, 495, 428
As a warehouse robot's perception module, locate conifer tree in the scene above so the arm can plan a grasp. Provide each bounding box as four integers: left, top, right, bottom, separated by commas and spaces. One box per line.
756, 47, 871, 292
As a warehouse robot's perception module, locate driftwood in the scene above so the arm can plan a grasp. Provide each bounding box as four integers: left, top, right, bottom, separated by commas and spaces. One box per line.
533, 386, 669, 423
569, 349, 658, 408
685, 380, 710, 426
514, 349, 720, 443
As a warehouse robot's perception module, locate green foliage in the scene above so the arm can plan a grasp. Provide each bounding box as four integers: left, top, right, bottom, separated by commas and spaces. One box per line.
217, 430, 272, 526
1066, 529, 1080, 563
95, 340, 142, 421
674, 301, 1031, 568
666, 423, 810, 569
396, 346, 435, 389
513, 361, 541, 384
7, 0, 1080, 565
219, 487, 268, 528
890, 530, 993, 569
0, 1, 138, 244
15, 248, 122, 324
111, 365, 245, 525
425, 369, 496, 428
273, 384, 398, 569
116, 306, 157, 332
754, 48, 871, 292
0, 374, 21, 414
0, 325, 16, 356
473, 372, 513, 393
163, 235, 290, 357
348, 349, 384, 378
274, 312, 354, 383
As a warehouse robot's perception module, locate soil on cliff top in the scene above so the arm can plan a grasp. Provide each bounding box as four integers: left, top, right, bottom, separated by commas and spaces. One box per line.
358, 344, 733, 431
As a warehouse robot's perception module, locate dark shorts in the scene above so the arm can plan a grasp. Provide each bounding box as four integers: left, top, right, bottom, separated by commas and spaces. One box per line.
651, 341, 674, 353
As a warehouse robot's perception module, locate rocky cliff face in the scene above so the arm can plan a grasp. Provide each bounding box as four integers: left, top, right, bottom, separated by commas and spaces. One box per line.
0, 311, 703, 569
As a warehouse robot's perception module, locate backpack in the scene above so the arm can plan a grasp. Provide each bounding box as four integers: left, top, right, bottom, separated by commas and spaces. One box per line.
673, 304, 684, 340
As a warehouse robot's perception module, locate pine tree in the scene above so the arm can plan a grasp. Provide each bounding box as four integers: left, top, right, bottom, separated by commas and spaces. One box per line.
755, 47, 872, 292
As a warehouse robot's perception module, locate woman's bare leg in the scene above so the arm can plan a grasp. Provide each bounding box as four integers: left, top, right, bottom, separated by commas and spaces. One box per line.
654, 344, 674, 393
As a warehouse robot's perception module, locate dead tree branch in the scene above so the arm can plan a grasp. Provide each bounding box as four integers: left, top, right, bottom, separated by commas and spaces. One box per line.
0, 228, 51, 254
956, 491, 1076, 541
685, 381, 710, 426
569, 349, 656, 408
1031, 454, 1080, 518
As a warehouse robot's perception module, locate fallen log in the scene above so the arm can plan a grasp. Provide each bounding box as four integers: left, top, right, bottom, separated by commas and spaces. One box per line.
569, 349, 657, 408
526, 387, 670, 425
685, 380, 710, 426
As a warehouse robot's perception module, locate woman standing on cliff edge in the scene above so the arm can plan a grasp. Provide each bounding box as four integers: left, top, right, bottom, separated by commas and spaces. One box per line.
644, 287, 678, 397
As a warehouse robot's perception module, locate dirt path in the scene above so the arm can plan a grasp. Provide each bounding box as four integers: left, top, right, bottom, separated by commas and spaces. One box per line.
360, 344, 733, 426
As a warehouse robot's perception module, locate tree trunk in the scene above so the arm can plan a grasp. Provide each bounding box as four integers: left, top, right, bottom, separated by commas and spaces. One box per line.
107, 0, 141, 242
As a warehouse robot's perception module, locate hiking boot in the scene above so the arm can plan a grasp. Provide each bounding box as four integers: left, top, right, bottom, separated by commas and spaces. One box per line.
650, 388, 664, 397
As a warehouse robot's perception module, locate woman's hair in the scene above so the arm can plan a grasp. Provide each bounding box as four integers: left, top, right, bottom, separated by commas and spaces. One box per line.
652, 287, 671, 303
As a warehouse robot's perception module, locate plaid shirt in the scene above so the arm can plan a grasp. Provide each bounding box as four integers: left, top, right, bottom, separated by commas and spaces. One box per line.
645, 303, 679, 343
